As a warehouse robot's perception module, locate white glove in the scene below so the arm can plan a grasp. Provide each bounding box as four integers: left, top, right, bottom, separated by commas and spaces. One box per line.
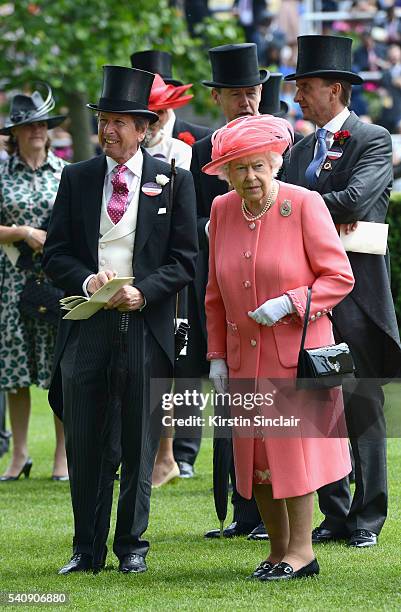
209, 359, 228, 394
248, 294, 296, 326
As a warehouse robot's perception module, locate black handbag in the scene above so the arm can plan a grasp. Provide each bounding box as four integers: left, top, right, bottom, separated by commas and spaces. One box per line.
19, 273, 64, 327
296, 288, 355, 390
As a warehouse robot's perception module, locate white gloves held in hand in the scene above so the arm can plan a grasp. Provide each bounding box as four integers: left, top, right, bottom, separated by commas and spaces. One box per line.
209, 358, 228, 394
248, 294, 296, 326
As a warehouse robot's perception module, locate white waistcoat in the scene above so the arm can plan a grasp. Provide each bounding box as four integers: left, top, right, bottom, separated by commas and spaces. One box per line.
98, 185, 140, 278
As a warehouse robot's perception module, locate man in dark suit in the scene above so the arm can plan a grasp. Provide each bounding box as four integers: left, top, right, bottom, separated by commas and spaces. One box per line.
43, 66, 198, 574
130, 50, 212, 143
282, 35, 401, 548
190, 43, 271, 540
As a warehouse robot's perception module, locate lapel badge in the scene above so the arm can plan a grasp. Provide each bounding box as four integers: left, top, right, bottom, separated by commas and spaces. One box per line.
280, 200, 292, 217
142, 182, 162, 197
323, 161, 332, 171
327, 147, 343, 161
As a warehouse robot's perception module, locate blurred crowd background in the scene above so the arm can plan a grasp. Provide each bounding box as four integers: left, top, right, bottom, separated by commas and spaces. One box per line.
1, 1, 401, 161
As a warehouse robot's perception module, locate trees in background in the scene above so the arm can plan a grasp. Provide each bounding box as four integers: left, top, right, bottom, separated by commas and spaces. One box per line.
0, 0, 243, 159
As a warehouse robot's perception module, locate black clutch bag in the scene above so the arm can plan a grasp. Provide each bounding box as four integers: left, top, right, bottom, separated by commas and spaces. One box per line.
19, 273, 64, 327
296, 288, 355, 390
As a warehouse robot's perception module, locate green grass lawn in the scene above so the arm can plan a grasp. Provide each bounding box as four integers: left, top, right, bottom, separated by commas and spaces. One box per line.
0, 386, 400, 611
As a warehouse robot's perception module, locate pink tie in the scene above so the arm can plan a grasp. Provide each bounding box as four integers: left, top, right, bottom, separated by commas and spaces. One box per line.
107, 164, 129, 224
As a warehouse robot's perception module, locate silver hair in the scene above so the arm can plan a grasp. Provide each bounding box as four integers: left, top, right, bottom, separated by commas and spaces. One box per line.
218, 151, 283, 183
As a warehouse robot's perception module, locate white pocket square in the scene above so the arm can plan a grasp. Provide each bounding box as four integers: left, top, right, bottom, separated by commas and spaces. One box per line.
157, 207, 167, 215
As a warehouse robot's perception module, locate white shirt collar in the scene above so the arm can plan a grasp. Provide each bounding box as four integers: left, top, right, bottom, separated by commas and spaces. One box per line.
321, 107, 351, 136
105, 147, 143, 177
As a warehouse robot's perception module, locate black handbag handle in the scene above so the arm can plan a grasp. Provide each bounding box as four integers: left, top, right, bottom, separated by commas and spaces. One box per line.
299, 288, 312, 353
300, 287, 345, 352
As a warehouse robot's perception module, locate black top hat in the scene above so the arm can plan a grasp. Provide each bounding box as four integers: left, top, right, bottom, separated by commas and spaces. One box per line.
285, 35, 363, 85
259, 73, 289, 116
87, 66, 159, 123
130, 50, 183, 86
0, 83, 66, 135
202, 43, 269, 88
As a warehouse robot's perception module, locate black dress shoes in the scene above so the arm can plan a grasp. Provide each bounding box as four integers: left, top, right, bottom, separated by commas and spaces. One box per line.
118, 553, 147, 573
312, 526, 347, 544
177, 461, 194, 479
247, 522, 269, 541
58, 553, 94, 575
247, 560, 274, 579
257, 559, 320, 581
204, 521, 257, 539
348, 529, 377, 547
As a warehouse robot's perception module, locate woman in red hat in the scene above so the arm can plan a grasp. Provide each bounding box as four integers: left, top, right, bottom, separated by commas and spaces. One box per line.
143, 74, 193, 171
204, 114, 354, 581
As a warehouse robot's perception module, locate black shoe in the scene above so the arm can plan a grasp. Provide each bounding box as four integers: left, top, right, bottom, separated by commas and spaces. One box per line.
177, 461, 194, 479
247, 560, 274, 579
58, 553, 93, 575
204, 521, 257, 539
118, 553, 147, 574
348, 529, 377, 548
312, 526, 347, 544
0, 459, 33, 481
258, 559, 320, 581
247, 522, 269, 541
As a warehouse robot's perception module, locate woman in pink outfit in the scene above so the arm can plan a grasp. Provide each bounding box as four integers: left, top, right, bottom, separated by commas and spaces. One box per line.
203, 115, 354, 582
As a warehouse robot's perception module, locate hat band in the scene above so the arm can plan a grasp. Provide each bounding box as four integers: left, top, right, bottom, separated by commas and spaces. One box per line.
97, 97, 150, 112
211, 72, 262, 86
10, 109, 39, 123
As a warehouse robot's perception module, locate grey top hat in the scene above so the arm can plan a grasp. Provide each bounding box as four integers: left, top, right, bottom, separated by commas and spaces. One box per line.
202, 43, 269, 88
87, 66, 159, 124
284, 35, 363, 85
0, 83, 66, 135
259, 73, 289, 116
130, 50, 183, 86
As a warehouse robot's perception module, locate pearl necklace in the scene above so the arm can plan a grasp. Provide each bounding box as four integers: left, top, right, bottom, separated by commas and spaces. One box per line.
241, 181, 278, 222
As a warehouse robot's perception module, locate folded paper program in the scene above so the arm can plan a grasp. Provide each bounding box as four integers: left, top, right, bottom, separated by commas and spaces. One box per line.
340, 221, 388, 256
60, 277, 134, 320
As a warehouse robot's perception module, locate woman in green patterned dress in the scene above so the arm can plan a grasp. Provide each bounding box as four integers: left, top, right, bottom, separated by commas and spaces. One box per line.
0, 85, 69, 481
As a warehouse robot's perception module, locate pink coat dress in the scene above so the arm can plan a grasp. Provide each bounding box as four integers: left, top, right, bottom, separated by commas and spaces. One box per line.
206, 181, 355, 500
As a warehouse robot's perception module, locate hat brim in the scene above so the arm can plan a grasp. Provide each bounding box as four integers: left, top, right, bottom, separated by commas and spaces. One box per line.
202, 69, 270, 88
259, 100, 289, 117
87, 104, 159, 124
0, 114, 67, 135
202, 139, 288, 176
284, 69, 363, 85
163, 77, 184, 86
149, 94, 194, 112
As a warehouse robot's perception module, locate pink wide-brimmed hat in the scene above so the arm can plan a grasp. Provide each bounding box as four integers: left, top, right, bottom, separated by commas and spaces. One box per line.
148, 73, 193, 112
202, 114, 294, 176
